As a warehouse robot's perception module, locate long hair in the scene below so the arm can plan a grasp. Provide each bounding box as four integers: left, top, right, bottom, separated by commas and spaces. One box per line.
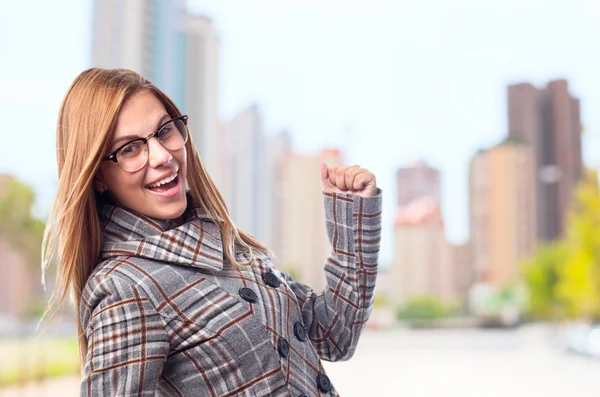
41, 68, 270, 366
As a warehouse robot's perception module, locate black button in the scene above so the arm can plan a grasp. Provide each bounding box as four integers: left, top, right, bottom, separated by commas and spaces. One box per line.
277, 337, 289, 357
298, 394, 309, 397
316, 373, 332, 392
239, 287, 258, 303
294, 322, 307, 342
263, 271, 281, 288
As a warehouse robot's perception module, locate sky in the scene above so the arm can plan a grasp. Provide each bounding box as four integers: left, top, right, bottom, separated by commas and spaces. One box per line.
1, 0, 599, 264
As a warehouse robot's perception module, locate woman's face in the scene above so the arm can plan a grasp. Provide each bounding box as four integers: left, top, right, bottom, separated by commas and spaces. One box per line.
95, 90, 188, 221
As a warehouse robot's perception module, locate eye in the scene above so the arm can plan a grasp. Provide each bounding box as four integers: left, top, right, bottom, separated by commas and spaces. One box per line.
156, 123, 175, 141
118, 141, 144, 158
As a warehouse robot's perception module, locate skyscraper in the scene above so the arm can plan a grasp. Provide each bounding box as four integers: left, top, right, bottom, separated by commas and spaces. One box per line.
223, 104, 267, 240
265, 131, 292, 261
396, 161, 441, 207
280, 149, 343, 291
91, 0, 184, 99
181, 14, 221, 177
469, 138, 537, 286
390, 197, 445, 304
389, 161, 468, 304
508, 79, 582, 241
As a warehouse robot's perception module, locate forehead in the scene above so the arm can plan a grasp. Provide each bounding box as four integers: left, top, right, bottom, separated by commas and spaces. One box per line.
113, 91, 168, 138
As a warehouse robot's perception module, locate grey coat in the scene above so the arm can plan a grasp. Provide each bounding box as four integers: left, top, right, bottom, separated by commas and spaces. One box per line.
80, 190, 382, 396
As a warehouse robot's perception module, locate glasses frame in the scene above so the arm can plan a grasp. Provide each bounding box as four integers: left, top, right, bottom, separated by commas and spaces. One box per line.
102, 115, 189, 173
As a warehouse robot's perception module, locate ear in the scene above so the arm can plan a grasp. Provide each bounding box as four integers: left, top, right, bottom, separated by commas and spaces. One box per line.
93, 171, 107, 193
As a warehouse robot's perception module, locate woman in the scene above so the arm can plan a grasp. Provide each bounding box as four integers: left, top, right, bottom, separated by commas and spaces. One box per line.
43, 68, 382, 396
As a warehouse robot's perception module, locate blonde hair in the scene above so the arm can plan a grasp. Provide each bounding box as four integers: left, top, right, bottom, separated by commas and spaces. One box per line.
41, 68, 270, 366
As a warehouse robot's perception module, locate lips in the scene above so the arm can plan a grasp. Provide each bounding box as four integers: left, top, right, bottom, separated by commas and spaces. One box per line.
145, 173, 181, 197
145, 170, 178, 189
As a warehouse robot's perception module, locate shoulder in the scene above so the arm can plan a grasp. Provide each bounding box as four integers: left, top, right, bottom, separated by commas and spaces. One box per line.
80, 257, 155, 328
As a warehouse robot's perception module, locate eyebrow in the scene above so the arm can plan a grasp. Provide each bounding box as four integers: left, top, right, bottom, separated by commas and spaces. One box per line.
111, 114, 171, 148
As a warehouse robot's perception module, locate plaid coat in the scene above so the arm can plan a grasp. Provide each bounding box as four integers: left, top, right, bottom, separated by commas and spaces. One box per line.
80, 190, 382, 396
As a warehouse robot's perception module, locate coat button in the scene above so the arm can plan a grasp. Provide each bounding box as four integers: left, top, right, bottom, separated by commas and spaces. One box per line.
277, 337, 290, 357
316, 373, 332, 392
263, 271, 281, 288
239, 287, 258, 303
294, 322, 307, 342
298, 394, 309, 397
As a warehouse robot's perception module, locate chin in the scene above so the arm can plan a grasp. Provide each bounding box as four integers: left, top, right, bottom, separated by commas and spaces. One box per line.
153, 197, 188, 221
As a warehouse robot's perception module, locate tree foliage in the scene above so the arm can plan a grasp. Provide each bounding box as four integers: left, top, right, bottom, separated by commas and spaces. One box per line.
524, 169, 600, 321
396, 296, 450, 323
556, 170, 600, 320
523, 242, 564, 319
0, 175, 45, 268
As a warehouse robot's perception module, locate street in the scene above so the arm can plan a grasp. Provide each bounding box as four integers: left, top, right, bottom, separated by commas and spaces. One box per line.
2, 325, 598, 396
324, 324, 600, 396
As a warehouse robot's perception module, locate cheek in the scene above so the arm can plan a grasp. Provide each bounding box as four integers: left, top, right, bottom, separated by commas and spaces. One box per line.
103, 164, 145, 196
176, 150, 187, 176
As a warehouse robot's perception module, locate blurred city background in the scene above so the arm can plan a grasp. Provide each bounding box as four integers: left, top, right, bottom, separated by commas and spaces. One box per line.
1, 0, 600, 396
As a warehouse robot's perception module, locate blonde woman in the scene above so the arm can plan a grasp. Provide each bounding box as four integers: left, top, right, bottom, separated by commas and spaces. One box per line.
43, 68, 382, 397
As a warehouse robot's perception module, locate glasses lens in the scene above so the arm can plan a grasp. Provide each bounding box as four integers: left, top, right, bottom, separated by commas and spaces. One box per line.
157, 119, 188, 150
118, 140, 148, 172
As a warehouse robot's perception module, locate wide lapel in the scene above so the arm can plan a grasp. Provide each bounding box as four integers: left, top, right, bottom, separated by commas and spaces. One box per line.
100, 202, 224, 272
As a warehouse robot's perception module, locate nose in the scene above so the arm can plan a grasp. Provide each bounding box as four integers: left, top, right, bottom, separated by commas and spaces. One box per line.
146, 137, 173, 168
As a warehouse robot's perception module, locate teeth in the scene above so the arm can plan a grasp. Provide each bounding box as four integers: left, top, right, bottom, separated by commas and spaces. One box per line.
148, 172, 177, 188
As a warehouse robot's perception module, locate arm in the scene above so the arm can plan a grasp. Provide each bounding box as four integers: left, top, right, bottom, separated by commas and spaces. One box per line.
80, 275, 170, 396
281, 188, 382, 361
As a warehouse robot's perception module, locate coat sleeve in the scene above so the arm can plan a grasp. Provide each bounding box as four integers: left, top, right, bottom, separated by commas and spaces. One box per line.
79, 275, 171, 396
280, 189, 382, 361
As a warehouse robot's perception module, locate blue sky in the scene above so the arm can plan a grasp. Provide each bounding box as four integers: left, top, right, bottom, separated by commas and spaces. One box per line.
1, 0, 599, 264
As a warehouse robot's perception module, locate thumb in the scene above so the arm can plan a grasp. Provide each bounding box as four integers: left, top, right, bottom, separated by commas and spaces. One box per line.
320, 162, 328, 180
320, 163, 334, 190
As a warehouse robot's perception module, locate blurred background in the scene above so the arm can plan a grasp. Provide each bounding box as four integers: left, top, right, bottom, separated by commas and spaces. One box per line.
1, 0, 600, 396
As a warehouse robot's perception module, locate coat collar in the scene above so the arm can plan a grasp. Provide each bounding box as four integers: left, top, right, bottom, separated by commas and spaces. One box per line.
98, 194, 225, 271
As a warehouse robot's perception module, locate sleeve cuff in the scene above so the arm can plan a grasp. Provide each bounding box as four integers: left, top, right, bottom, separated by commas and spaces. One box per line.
322, 188, 383, 215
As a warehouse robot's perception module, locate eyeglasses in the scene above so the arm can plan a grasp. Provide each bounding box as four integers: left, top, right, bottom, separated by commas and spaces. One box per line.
102, 115, 189, 173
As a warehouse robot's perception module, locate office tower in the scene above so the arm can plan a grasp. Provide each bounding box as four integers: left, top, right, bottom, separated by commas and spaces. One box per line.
396, 161, 441, 207
469, 138, 537, 286
265, 131, 292, 262
508, 79, 582, 241
91, 0, 184, 99
390, 197, 445, 304
224, 104, 267, 240
181, 14, 221, 177
280, 149, 343, 291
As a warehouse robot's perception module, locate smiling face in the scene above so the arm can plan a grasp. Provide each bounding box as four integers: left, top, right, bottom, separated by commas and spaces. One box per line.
95, 90, 188, 221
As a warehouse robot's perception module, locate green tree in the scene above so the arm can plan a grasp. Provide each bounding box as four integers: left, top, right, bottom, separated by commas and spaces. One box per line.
523, 169, 600, 321
0, 175, 45, 268
557, 170, 600, 320
396, 296, 450, 325
523, 242, 564, 319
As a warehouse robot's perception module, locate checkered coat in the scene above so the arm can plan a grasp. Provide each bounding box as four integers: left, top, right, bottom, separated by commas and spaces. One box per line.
80, 190, 382, 396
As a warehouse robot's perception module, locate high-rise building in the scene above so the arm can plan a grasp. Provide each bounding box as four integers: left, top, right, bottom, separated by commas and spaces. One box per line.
265, 131, 292, 262
396, 161, 441, 207
181, 14, 221, 177
280, 149, 343, 291
223, 104, 267, 240
390, 161, 468, 304
439, 241, 472, 304
469, 138, 537, 286
91, 0, 184, 100
508, 79, 582, 241
390, 197, 445, 304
